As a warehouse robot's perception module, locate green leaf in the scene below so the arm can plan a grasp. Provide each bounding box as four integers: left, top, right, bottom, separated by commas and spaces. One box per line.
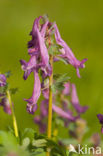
30, 148, 45, 156
52, 73, 70, 92
22, 128, 35, 141
55, 56, 68, 65
60, 138, 78, 146
44, 139, 67, 156
21, 137, 30, 149
55, 73, 70, 83
0, 131, 18, 150
48, 45, 60, 55
32, 139, 47, 147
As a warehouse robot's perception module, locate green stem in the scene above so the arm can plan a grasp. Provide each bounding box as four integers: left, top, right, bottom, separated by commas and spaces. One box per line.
46, 55, 53, 156
7, 90, 19, 137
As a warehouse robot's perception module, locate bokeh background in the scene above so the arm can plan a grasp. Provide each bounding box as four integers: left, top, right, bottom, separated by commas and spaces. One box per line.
0, 0, 103, 139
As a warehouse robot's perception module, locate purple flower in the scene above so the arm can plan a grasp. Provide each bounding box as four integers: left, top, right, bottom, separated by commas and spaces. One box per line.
34, 116, 46, 133
40, 99, 48, 117
41, 21, 49, 38
28, 16, 42, 49
41, 80, 49, 99
0, 74, 6, 87
42, 87, 49, 99
28, 16, 49, 68
34, 99, 48, 133
62, 82, 71, 95
26, 103, 37, 114
25, 70, 41, 114
53, 24, 87, 78
41, 65, 52, 79
21, 16, 52, 114
71, 84, 88, 114
36, 28, 49, 67
0, 98, 11, 114
20, 55, 37, 80
52, 104, 77, 122
97, 114, 103, 133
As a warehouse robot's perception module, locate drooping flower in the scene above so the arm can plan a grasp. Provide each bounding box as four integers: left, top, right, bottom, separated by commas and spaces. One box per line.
53, 24, 87, 78
0, 74, 6, 87
34, 99, 48, 133
21, 15, 87, 119
71, 84, 88, 113
62, 82, 71, 95
36, 27, 49, 67
24, 70, 41, 114
20, 55, 37, 80
52, 104, 77, 121
97, 114, 103, 133
20, 16, 52, 114
0, 98, 11, 114
40, 99, 48, 117
34, 116, 46, 133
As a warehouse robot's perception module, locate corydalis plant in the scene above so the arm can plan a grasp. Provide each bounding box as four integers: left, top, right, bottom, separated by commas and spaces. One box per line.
20, 15, 87, 114
20, 15, 87, 155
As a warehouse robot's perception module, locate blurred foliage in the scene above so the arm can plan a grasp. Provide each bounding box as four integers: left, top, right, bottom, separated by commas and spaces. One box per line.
0, 128, 68, 156
0, 0, 103, 142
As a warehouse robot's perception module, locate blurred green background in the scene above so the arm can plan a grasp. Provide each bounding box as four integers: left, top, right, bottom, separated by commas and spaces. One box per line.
0, 0, 103, 138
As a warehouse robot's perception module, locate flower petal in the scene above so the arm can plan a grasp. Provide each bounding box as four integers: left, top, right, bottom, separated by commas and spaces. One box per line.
71, 84, 88, 113
37, 28, 49, 67
97, 114, 103, 125
52, 104, 76, 121
25, 70, 41, 114
53, 24, 87, 77
0, 74, 6, 87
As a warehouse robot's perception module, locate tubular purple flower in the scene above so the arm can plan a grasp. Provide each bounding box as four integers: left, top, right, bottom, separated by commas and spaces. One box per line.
28, 16, 42, 52
71, 84, 88, 113
41, 64, 52, 79
25, 70, 41, 114
62, 82, 71, 95
0, 98, 11, 114
26, 103, 37, 114
62, 100, 73, 115
34, 116, 46, 133
20, 55, 37, 80
40, 99, 48, 117
52, 104, 76, 121
53, 24, 87, 78
0, 74, 6, 87
37, 28, 49, 67
97, 114, 103, 133
42, 88, 49, 100
41, 21, 49, 38
31, 16, 42, 37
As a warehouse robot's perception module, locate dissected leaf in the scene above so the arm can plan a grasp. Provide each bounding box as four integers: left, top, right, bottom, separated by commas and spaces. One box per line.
52, 73, 70, 92
32, 139, 47, 147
